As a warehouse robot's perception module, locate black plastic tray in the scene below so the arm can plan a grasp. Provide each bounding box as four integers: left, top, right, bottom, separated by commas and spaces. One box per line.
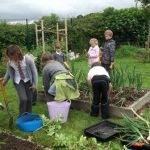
84, 120, 121, 141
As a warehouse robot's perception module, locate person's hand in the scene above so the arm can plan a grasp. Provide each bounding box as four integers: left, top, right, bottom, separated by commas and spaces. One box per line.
29, 85, 36, 92
86, 53, 89, 58
108, 83, 112, 94
109, 63, 114, 69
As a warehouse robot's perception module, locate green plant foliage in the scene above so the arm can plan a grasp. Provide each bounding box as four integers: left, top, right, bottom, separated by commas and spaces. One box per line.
41, 114, 62, 136
116, 45, 138, 58
118, 115, 150, 145
136, 48, 150, 63
110, 65, 143, 90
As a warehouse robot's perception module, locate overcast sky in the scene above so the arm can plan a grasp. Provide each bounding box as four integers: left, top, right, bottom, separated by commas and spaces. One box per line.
0, 0, 136, 20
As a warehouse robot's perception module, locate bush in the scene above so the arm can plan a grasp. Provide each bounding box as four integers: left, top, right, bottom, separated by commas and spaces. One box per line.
116, 45, 139, 58
136, 48, 150, 63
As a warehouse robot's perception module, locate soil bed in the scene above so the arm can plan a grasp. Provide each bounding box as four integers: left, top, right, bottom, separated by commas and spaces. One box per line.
0, 133, 44, 150
109, 88, 148, 107
78, 88, 148, 107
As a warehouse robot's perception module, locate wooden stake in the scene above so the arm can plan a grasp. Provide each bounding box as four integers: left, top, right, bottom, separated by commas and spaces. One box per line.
35, 24, 38, 47
148, 21, 150, 49
56, 23, 59, 43
65, 19, 68, 62
41, 20, 45, 52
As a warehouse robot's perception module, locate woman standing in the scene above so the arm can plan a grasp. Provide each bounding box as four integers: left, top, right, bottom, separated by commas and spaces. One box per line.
3, 45, 38, 116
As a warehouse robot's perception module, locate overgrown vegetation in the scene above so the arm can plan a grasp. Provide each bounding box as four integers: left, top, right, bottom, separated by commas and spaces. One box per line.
0, 7, 149, 54
110, 65, 143, 90
118, 115, 150, 146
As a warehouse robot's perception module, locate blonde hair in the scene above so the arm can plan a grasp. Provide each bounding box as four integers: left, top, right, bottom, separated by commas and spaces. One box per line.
104, 30, 113, 37
89, 38, 99, 45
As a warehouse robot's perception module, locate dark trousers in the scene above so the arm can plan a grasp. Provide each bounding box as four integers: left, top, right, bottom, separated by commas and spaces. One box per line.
101, 63, 110, 73
32, 89, 38, 105
14, 80, 32, 116
91, 75, 109, 119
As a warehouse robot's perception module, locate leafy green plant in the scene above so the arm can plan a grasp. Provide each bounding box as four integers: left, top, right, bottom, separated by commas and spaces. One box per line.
54, 134, 103, 150
41, 114, 62, 136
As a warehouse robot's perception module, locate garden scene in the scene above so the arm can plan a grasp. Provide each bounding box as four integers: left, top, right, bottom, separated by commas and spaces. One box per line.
0, 0, 150, 150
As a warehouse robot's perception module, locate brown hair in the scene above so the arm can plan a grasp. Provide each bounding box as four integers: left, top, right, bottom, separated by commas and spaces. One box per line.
91, 62, 101, 68
6, 44, 23, 63
55, 43, 61, 49
41, 51, 53, 64
104, 30, 113, 37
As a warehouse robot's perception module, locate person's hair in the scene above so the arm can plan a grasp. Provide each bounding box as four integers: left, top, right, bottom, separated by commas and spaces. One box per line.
41, 51, 53, 63
6, 44, 23, 63
89, 38, 98, 45
55, 43, 61, 49
91, 62, 101, 68
104, 30, 113, 37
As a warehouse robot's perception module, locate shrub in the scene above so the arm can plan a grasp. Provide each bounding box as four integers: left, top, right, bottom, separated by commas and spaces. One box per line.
136, 48, 150, 63
116, 45, 138, 58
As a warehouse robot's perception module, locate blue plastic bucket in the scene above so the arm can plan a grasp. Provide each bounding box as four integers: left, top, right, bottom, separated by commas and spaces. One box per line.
16, 113, 43, 132
47, 101, 71, 123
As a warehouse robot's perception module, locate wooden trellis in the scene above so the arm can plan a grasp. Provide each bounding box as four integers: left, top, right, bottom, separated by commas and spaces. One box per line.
35, 19, 68, 58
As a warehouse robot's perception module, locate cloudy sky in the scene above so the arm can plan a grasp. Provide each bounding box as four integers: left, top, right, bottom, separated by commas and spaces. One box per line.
0, 0, 136, 20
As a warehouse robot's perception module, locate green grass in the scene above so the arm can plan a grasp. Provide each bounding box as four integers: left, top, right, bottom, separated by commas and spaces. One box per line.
0, 56, 150, 149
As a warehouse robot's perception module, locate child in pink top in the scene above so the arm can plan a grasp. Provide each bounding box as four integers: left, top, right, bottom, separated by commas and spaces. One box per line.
87, 38, 100, 67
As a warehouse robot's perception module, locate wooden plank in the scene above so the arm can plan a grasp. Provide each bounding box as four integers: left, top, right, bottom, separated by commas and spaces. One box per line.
37, 91, 150, 118
41, 20, 45, 52
130, 91, 150, 111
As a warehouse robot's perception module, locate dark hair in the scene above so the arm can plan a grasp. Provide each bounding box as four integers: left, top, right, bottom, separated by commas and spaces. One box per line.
41, 51, 53, 63
6, 44, 23, 63
91, 62, 101, 68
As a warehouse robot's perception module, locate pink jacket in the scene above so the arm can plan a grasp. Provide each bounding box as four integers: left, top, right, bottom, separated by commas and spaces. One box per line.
88, 45, 100, 66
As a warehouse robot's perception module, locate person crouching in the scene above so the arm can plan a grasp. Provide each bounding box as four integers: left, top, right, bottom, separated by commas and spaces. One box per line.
87, 62, 112, 119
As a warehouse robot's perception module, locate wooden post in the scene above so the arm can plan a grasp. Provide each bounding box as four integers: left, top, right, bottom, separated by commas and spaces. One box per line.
41, 20, 45, 52
65, 19, 68, 61
35, 24, 38, 47
148, 21, 150, 49
56, 23, 59, 43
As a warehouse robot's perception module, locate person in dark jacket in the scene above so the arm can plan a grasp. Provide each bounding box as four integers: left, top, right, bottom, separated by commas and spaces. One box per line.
101, 30, 116, 73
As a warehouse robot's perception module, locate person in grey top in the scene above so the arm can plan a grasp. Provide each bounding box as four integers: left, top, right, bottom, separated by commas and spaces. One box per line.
42, 51, 68, 97
101, 30, 116, 73
3, 45, 38, 116
42, 51, 79, 101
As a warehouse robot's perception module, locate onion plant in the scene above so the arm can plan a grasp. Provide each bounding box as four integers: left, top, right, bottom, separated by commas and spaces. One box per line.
118, 115, 150, 146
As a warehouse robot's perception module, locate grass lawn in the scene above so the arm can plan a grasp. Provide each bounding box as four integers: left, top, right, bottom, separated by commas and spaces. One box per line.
0, 56, 150, 149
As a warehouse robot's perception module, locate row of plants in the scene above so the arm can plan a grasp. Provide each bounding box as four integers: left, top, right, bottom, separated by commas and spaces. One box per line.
40, 115, 104, 150
110, 65, 143, 90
